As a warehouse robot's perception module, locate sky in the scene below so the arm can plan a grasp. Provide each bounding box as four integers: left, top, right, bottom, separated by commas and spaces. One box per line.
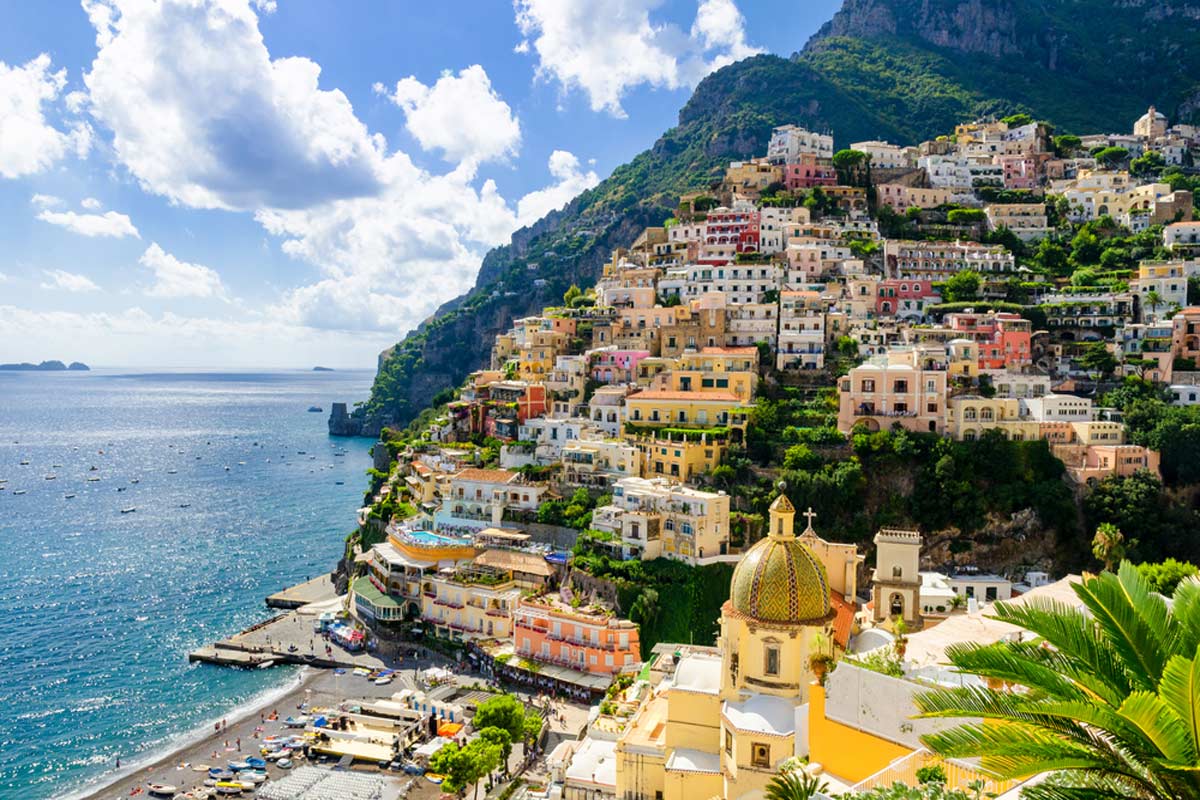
0, 0, 841, 368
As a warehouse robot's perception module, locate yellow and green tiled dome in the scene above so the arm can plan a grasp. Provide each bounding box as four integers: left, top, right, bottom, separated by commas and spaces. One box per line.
730, 495, 831, 624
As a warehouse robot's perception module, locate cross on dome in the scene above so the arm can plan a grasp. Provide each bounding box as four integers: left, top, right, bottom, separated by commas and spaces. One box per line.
802, 507, 817, 532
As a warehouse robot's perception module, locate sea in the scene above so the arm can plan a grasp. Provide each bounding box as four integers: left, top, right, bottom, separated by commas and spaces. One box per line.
0, 368, 377, 799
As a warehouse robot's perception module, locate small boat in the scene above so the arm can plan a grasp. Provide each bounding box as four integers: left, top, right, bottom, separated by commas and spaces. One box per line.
243, 771, 267, 784
276, 758, 292, 769
130, 478, 140, 484
89, 465, 98, 471
237, 461, 245, 466
335, 481, 344, 485
224, 466, 230, 471
117, 487, 126, 492
236, 780, 256, 791
180, 503, 191, 508
87, 476, 101, 482
208, 768, 234, 780
283, 715, 309, 728
245, 757, 266, 769
374, 675, 392, 685
167, 469, 177, 474
426, 773, 445, 785
264, 748, 291, 761
256, 660, 274, 669
227, 760, 250, 772
44, 475, 56, 480
12, 490, 26, 495
64, 493, 75, 499
121, 507, 136, 513
214, 782, 242, 795
307, 406, 323, 413
19, 459, 30, 466
147, 784, 178, 797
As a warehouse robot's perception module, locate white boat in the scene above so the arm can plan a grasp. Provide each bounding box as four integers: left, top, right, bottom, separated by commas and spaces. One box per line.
12, 490, 27, 495
146, 784, 177, 797
44, 475, 56, 480
167, 469, 178, 474
276, 758, 292, 769
131, 478, 140, 484
64, 493, 76, 499
87, 476, 101, 482
121, 507, 136, 513
374, 675, 393, 685
19, 459, 30, 465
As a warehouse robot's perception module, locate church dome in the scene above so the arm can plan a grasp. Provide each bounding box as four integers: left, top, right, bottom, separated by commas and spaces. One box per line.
729, 495, 832, 624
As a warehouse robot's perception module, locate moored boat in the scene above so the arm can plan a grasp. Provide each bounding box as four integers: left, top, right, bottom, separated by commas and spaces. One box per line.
146, 784, 177, 797
276, 758, 292, 769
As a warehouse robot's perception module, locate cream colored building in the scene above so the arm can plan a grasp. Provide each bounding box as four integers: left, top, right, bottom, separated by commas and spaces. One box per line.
590, 476, 731, 562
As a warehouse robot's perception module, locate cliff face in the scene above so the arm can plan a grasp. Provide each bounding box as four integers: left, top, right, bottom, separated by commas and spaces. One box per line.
348, 0, 1200, 433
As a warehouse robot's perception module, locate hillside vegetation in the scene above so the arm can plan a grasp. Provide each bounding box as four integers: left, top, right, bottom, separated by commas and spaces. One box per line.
355, 0, 1200, 432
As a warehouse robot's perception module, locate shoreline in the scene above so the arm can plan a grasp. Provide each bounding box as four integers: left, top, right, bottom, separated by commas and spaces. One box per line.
66, 667, 321, 800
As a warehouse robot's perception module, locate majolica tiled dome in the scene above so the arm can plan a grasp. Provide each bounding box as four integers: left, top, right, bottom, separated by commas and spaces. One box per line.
730, 495, 831, 624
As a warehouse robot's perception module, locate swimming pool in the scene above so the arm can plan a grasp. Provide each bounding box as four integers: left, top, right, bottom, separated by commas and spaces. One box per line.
401, 528, 470, 546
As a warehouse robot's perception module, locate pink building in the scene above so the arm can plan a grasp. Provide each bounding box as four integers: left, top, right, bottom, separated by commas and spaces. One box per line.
591, 349, 651, 384
705, 208, 760, 255
875, 280, 941, 319
996, 154, 1041, 190
783, 153, 837, 190
945, 311, 1032, 370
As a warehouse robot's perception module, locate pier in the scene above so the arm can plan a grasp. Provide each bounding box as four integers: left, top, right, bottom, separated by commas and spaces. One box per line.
265, 573, 336, 609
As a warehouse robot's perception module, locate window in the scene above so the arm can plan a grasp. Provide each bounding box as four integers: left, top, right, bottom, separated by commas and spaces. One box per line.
751, 743, 771, 769
862, 379, 876, 392
894, 379, 909, 393
764, 644, 780, 676
985, 586, 998, 602
725, 730, 733, 756
892, 565, 903, 579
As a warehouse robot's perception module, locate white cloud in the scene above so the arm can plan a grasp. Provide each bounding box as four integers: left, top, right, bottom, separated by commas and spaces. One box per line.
36, 209, 140, 238
75, 0, 605, 340
0, 54, 91, 178
383, 65, 521, 166
82, 0, 384, 210
138, 243, 226, 299
31, 193, 63, 208
41, 269, 100, 293
513, 0, 761, 116
81, 197, 103, 210
516, 150, 600, 226
251, 0, 277, 12
0, 272, 8, 283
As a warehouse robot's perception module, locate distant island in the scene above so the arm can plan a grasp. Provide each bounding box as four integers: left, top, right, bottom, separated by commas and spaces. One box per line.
0, 360, 89, 372
312, 366, 334, 372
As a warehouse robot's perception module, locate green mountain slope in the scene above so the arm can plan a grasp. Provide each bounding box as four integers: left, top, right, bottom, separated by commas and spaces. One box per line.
351, 0, 1200, 433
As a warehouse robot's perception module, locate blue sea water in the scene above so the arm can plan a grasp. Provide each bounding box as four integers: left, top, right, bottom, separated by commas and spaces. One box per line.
0, 368, 376, 799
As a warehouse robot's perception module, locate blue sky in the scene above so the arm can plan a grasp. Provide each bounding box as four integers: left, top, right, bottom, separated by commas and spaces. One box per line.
0, 0, 840, 368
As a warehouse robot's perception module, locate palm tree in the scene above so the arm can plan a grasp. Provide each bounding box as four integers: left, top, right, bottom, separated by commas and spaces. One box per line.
914, 562, 1200, 799
764, 768, 829, 800
1092, 522, 1126, 571
1146, 289, 1164, 319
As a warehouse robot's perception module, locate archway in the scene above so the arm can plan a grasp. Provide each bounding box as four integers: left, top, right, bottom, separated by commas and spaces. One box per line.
890, 593, 904, 618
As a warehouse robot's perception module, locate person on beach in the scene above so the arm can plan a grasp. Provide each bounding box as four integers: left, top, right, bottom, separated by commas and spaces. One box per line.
236, 737, 241, 751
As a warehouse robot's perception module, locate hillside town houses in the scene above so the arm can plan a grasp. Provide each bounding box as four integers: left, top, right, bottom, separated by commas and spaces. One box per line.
345, 106, 1200, 794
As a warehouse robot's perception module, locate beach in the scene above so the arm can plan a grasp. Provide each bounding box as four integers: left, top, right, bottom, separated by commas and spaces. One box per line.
70, 667, 411, 800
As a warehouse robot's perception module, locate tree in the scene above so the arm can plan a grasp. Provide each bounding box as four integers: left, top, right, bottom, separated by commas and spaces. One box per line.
1137, 559, 1200, 596
629, 587, 661, 629
1079, 342, 1118, 379
473, 694, 529, 747
1131, 150, 1166, 178
563, 284, 582, 305
916, 563, 1200, 799
942, 271, 981, 303
765, 769, 830, 800
1145, 289, 1164, 318
1093, 146, 1130, 168
1001, 112, 1034, 127
477, 726, 513, 776
1053, 134, 1082, 155
946, 208, 986, 225
1092, 522, 1126, 571
429, 739, 502, 799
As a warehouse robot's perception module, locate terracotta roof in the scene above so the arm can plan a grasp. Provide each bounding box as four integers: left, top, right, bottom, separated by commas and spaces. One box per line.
474, 548, 555, 577
699, 346, 758, 355
628, 390, 742, 402
454, 468, 518, 484
830, 593, 856, 649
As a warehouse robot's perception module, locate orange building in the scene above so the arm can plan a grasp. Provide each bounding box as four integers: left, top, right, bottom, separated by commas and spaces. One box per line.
513, 595, 641, 676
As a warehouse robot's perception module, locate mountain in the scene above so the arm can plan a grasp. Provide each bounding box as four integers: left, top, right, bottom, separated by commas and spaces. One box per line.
0, 360, 89, 371
349, 0, 1200, 434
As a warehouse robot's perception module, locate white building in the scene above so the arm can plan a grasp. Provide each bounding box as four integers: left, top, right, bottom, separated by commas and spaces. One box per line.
591, 476, 731, 563
777, 290, 826, 370
850, 140, 913, 170
766, 124, 834, 165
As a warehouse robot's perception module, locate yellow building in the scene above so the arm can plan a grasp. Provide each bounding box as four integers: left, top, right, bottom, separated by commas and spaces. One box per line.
628, 430, 727, 483
614, 494, 844, 800
625, 389, 742, 429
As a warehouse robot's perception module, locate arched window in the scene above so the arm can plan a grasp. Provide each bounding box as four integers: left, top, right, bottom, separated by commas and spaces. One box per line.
890, 593, 904, 617
764, 642, 780, 676
892, 565, 902, 579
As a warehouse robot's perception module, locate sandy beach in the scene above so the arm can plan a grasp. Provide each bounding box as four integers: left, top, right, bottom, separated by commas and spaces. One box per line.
72, 668, 346, 800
